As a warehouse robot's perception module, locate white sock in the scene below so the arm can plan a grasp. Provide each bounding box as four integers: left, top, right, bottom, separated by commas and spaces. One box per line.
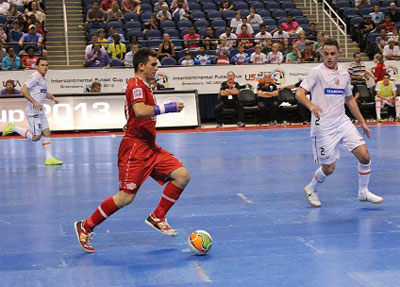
310, 166, 327, 191
395, 98, 400, 117
12, 126, 32, 140
42, 137, 53, 160
358, 161, 371, 192
375, 101, 381, 118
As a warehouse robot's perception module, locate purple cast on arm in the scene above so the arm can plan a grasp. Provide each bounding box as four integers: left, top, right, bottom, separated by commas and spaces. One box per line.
153, 102, 178, 115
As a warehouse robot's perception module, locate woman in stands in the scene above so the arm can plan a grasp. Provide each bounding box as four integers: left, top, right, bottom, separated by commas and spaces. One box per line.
27, 1, 45, 24
7, 3, 22, 24
106, 1, 123, 22
157, 33, 175, 61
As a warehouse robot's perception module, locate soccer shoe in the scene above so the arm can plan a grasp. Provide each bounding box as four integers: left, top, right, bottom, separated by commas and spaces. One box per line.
358, 189, 383, 204
145, 212, 178, 236
237, 121, 246, 127
45, 157, 63, 165
304, 184, 321, 207
74, 220, 94, 253
376, 116, 382, 122
2, 122, 15, 136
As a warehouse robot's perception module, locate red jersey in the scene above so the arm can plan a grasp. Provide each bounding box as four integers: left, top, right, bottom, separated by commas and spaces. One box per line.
374, 62, 386, 83
124, 76, 157, 145
21, 56, 38, 69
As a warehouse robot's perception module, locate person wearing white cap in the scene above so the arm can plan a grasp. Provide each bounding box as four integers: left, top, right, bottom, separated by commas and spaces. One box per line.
382, 38, 400, 60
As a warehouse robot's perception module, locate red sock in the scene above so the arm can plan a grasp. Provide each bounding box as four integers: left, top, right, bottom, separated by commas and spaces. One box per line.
153, 182, 183, 218
84, 196, 119, 230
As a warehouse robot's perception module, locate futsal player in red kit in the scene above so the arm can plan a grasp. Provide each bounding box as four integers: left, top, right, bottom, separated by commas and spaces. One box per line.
74, 48, 190, 253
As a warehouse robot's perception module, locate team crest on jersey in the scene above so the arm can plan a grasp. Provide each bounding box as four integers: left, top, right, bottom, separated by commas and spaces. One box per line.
334, 78, 340, 85
133, 88, 143, 99
125, 182, 137, 190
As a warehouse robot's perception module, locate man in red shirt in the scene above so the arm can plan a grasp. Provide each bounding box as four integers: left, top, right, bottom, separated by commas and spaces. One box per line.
237, 25, 253, 49
100, 0, 114, 11
74, 48, 190, 253
282, 15, 299, 37
183, 26, 201, 50
21, 46, 39, 69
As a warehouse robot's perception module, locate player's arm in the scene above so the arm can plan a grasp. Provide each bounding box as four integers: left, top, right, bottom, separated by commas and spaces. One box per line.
21, 84, 42, 110
46, 91, 59, 103
295, 87, 322, 117
133, 101, 184, 118
345, 95, 370, 138
375, 89, 386, 100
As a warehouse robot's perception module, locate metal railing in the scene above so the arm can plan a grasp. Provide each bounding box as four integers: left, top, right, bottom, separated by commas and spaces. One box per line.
62, 0, 70, 65
305, 0, 348, 57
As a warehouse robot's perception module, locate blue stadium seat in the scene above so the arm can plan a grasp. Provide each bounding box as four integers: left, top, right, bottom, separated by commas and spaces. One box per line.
147, 39, 162, 48
215, 27, 226, 37
251, 2, 265, 10
277, 17, 287, 25
350, 16, 364, 27
272, 9, 286, 19
126, 29, 144, 40
281, 2, 296, 11
223, 10, 236, 21
106, 21, 123, 30
258, 9, 271, 18
207, 10, 223, 20
124, 12, 140, 22
202, 2, 218, 12
211, 19, 227, 28
179, 27, 189, 37
295, 17, 309, 25
160, 20, 176, 30
87, 22, 106, 32
141, 3, 153, 11
197, 27, 207, 37
0, 15, 7, 24
177, 49, 187, 59
140, 11, 153, 22
194, 19, 209, 29
172, 39, 183, 50
161, 57, 177, 66
370, 0, 379, 6
289, 9, 303, 17
189, 2, 201, 10
240, 9, 250, 18
192, 10, 206, 20
235, 2, 249, 10
164, 28, 179, 38
264, 18, 277, 26
382, 0, 394, 7
266, 2, 280, 11
124, 21, 141, 30
145, 29, 162, 39
359, 7, 373, 16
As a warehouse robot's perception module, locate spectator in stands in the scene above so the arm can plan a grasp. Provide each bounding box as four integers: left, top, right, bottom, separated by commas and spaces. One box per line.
172, 0, 192, 21
89, 81, 102, 93
195, 47, 211, 65
107, 1, 123, 22
85, 33, 106, 57
219, 26, 237, 48
280, 38, 292, 56
97, 28, 108, 48
237, 25, 253, 49
157, 33, 175, 61
2, 47, 20, 70
21, 45, 38, 69
250, 45, 266, 64
27, 1, 45, 24
375, 28, 389, 55
107, 33, 126, 61
170, 0, 189, 13
203, 26, 219, 50
355, 0, 370, 10
107, 25, 125, 42
0, 26, 6, 44
219, 0, 234, 14
143, 13, 159, 34
236, 17, 254, 35
231, 44, 249, 65
348, 52, 370, 100
24, 0, 45, 12
293, 31, 310, 54
216, 36, 230, 64
369, 5, 384, 25
85, 0, 106, 32
266, 43, 283, 64
8, 0, 24, 10
156, 3, 171, 21
388, 26, 399, 42
7, 2, 21, 23
121, 0, 141, 14
285, 47, 300, 63
124, 42, 139, 67
34, 20, 44, 36
375, 73, 400, 121
381, 14, 395, 33
0, 0, 10, 15
262, 38, 273, 55
247, 7, 263, 29
272, 24, 289, 42
282, 15, 299, 37
0, 42, 6, 68
255, 24, 272, 47
358, 15, 375, 53
129, 34, 139, 45
313, 31, 325, 59
183, 26, 200, 50
257, 72, 279, 124
154, 0, 167, 13
24, 14, 37, 32
101, 0, 114, 12
149, 78, 165, 91
0, 79, 20, 95
230, 11, 242, 30
308, 23, 318, 41
301, 42, 318, 63
84, 42, 111, 67
388, 2, 400, 23
383, 38, 400, 60
214, 71, 245, 128
181, 51, 194, 66
371, 53, 386, 83
8, 20, 23, 42
19, 24, 43, 50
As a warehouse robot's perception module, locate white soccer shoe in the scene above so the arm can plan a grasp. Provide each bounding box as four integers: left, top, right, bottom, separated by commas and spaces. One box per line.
304, 184, 321, 207
358, 189, 383, 204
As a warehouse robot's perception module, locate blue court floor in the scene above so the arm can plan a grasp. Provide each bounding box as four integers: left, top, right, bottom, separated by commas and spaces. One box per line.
1, 125, 400, 287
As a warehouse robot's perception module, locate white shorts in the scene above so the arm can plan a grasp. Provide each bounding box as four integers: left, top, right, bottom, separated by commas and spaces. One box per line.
27, 114, 49, 136
312, 120, 365, 165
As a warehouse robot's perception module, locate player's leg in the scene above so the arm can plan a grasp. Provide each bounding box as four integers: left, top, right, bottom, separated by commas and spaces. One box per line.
41, 116, 62, 164
214, 102, 225, 128
395, 97, 400, 121
375, 98, 382, 121
2, 116, 35, 139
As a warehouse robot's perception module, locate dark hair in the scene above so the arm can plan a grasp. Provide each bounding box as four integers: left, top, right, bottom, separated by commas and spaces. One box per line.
353, 52, 360, 58
36, 57, 48, 66
5, 79, 15, 87
91, 81, 101, 88
323, 38, 340, 50
133, 48, 157, 71
383, 73, 391, 78
25, 45, 35, 52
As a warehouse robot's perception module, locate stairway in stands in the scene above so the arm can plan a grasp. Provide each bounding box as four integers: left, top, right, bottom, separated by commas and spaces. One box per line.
293, 0, 362, 60
45, 0, 86, 68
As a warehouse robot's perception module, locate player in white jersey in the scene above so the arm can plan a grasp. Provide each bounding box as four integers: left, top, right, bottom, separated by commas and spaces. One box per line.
295, 38, 383, 207
2, 58, 63, 165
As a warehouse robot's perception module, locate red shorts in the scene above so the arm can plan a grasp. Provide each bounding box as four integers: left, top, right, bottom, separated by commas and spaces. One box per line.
118, 138, 183, 194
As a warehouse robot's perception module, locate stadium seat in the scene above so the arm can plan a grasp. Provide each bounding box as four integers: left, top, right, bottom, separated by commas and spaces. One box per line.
289, 8, 303, 17
87, 22, 106, 32
140, 11, 153, 22
141, 3, 153, 11
240, 9, 250, 18
272, 9, 286, 19
251, 2, 265, 10
215, 27, 226, 37
194, 19, 209, 29
145, 29, 162, 39
177, 20, 193, 30
295, 17, 309, 25
147, 39, 162, 48
163, 28, 179, 38
282, 2, 296, 11
160, 20, 176, 30
106, 21, 123, 30
124, 21, 141, 30
223, 10, 236, 21
350, 16, 364, 27
0, 15, 7, 24
359, 7, 373, 16
382, 0, 394, 7
192, 10, 206, 20
202, 2, 218, 12
197, 27, 207, 37
126, 29, 144, 40
266, 1, 280, 11
234, 2, 249, 10
211, 19, 227, 28
124, 12, 140, 22
258, 9, 271, 18
161, 57, 177, 66
263, 18, 276, 26
277, 17, 287, 25
189, 2, 201, 10
207, 10, 223, 20
239, 89, 259, 124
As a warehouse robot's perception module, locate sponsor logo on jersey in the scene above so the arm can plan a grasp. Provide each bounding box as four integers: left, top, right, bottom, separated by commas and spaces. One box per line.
133, 88, 143, 99
334, 78, 340, 85
324, 88, 344, 95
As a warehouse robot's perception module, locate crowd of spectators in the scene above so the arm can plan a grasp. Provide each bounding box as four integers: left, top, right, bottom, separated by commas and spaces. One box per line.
0, 0, 46, 70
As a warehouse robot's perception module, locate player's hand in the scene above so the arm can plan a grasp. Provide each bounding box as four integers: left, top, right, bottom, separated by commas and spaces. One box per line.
361, 122, 371, 138
309, 104, 322, 117
33, 101, 42, 110
176, 101, 185, 112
